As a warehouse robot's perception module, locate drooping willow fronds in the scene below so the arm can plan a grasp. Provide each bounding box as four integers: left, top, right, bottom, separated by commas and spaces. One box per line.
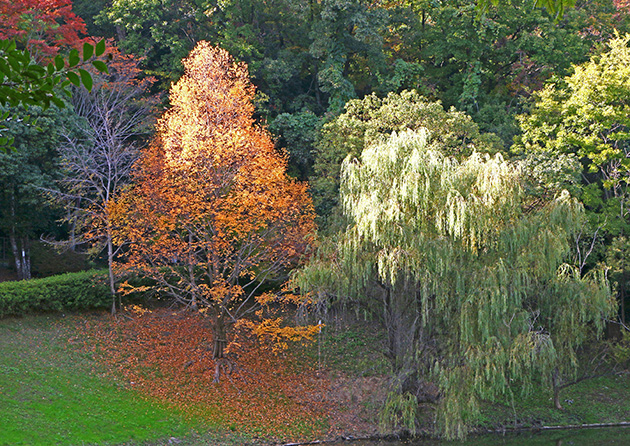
295, 128, 615, 439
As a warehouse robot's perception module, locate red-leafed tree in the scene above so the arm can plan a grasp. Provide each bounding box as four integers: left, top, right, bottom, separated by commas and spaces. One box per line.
113, 42, 318, 381
0, 0, 86, 60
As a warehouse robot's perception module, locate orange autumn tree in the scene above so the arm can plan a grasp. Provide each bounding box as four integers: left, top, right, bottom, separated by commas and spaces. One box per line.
114, 42, 317, 381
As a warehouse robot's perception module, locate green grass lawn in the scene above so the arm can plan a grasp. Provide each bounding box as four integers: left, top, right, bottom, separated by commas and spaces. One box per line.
3, 312, 630, 445
0, 314, 204, 446
477, 373, 630, 432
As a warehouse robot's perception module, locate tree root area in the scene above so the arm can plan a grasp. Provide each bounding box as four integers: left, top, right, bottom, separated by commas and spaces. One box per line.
71, 307, 385, 444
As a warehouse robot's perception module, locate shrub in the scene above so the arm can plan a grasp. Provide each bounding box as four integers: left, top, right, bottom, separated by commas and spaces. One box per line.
0, 270, 110, 317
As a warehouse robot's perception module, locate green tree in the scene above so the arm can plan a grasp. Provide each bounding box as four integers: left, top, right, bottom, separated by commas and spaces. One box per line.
296, 129, 614, 439
269, 110, 322, 181
432, 0, 625, 140
311, 90, 503, 231
308, 0, 389, 113
515, 34, 630, 317
476, 0, 577, 20
0, 105, 74, 279
96, 0, 210, 84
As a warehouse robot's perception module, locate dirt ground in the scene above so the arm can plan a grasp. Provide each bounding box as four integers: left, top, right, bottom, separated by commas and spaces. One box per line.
0, 267, 17, 282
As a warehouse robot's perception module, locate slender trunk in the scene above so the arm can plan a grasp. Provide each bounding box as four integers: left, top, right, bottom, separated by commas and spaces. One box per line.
381, 284, 402, 374
213, 311, 228, 383
552, 368, 563, 410
115, 25, 126, 42
107, 229, 116, 315
314, 65, 321, 107
9, 230, 30, 280
68, 198, 80, 251
622, 285, 626, 326
9, 231, 22, 279
21, 237, 30, 280
188, 230, 197, 310
69, 219, 76, 251
8, 191, 27, 280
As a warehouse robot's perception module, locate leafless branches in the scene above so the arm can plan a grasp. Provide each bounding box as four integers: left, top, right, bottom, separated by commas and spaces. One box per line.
49, 53, 157, 312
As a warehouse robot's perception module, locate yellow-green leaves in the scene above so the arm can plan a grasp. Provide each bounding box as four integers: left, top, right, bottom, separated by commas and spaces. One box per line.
300, 123, 613, 439
517, 34, 630, 187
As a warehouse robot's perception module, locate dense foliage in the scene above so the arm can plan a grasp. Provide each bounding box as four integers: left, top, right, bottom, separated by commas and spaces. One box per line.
515, 34, 630, 321
0, 105, 74, 279
0, 269, 109, 317
295, 129, 615, 438
311, 90, 503, 231
113, 42, 317, 381
1, 0, 629, 440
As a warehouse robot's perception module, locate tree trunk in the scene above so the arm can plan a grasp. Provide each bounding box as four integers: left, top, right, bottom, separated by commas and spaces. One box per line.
22, 237, 30, 280
107, 229, 117, 315
9, 232, 30, 281
552, 368, 563, 410
188, 230, 198, 310
8, 191, 31, 281
621, 285, 626, 326
68, 198, 81, 251
212, 312, 228, 383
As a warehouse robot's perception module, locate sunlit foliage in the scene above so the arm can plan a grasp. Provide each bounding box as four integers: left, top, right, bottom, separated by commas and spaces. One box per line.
0, 0, 86, 60
311, 90, 503, 232
113, 43, 317, 380
296, 129, 615, 438
516, 33, 630, 319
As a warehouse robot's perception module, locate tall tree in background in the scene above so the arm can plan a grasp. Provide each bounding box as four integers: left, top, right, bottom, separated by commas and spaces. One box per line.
0, 105, 74, 279
295, 129, 614, 439
114, 42, 316, 381
413, 0, 626, 146
53, 47, 156, 314
515, 34, 630, 321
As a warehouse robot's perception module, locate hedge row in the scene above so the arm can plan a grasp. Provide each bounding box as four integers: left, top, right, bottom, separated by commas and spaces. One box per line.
0, 270, 111, 318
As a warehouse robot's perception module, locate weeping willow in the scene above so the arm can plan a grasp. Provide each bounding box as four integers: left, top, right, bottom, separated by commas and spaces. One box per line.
294, 129, 615, 439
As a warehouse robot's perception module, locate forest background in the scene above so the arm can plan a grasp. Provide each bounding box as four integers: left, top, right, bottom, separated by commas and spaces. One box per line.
1, 0, 630, 441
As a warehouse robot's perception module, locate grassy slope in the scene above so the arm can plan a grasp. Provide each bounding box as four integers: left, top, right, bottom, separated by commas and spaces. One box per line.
0, 311, 329, 446
2, 312, 630, 445
0, 314, 207, 446
477, 373, 630, 431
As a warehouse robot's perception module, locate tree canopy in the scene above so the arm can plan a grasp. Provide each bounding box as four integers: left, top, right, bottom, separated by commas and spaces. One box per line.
295, 129, 615, 438
311, 90, 503, 231
515, 33, 630, 317
113, 42, 317, 381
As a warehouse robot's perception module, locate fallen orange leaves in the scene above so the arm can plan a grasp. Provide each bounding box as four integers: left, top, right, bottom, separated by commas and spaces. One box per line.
73, 307, 332, 442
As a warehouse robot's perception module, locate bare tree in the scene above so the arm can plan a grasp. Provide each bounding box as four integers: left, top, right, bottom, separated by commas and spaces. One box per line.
50, 48, 157, 313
